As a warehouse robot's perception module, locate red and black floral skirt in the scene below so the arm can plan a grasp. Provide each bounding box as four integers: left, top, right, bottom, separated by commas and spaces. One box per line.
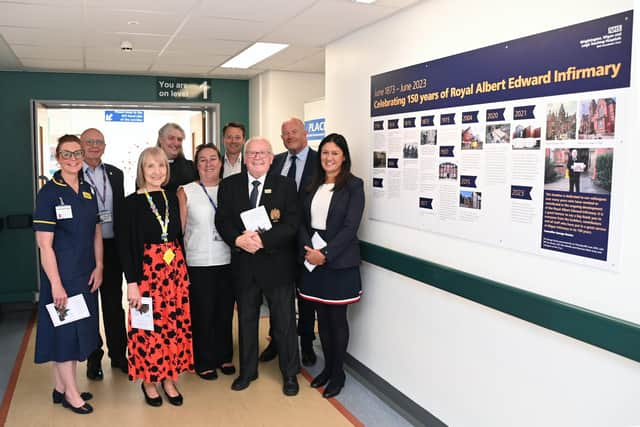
128, 241, 194, 382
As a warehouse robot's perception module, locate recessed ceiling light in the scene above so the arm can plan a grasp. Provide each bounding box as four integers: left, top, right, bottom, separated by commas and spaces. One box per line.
221, 42, 288, 69
127, 20, 139, 25
354, 0, 376, 4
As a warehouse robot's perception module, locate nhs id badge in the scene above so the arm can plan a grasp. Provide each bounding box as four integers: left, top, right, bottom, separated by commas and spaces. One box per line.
98, 210, 113, 224
55, 204, 73, 220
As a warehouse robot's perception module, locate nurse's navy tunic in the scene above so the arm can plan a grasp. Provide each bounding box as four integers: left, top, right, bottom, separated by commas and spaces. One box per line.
32, 171, 100, 363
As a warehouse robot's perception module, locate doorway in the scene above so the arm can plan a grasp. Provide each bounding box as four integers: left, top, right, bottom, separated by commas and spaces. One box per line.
31, 100, 219, 195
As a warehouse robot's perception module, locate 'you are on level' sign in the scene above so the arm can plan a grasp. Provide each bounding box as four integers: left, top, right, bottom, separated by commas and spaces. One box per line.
156, 78, 212, 101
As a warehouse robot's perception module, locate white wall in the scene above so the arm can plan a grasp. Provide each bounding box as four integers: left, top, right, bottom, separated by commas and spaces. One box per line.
249, 70, 324, 153
326, 0, 640, 425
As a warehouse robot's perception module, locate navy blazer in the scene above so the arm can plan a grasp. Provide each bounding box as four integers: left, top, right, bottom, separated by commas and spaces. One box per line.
299, 175, 364, 269
104, 163, 125, 237
215, 172, 300, 289
269, 147, 318, 193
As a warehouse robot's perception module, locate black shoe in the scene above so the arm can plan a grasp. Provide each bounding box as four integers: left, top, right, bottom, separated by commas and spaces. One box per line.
231, 374, 258, 391
86, 360, 103, 381
219, 365, 236, 375
259, 342, 278, 362
161, 380, 183, 406
141, 383, 162, 407
196, 370, 218, 380
61, 397, 93, 414
110, 359, 128, 374
52, 389, 93, 404
310, 372, 330, 389
283, 376, 299, 396
322, 382, 343, 399
301, 348, 317, 367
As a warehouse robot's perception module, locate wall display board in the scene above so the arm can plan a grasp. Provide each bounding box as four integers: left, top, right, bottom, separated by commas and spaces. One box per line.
370, 11, 633, 269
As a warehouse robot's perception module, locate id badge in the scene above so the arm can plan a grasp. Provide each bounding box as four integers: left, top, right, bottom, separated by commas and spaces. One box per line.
55, 205, 73, 220
98, 210, 113, 224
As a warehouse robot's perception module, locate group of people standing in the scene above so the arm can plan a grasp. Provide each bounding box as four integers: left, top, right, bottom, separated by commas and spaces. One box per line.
32, 117, 365, 415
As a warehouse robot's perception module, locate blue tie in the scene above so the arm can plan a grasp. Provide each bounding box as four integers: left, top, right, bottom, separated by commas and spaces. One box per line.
249, 180, 260, 208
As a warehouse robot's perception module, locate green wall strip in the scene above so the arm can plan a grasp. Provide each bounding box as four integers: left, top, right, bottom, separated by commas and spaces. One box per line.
360, 241, 640, 363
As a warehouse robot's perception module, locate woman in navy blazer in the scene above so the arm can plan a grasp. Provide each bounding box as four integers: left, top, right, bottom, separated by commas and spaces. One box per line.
298, 133, 364, 398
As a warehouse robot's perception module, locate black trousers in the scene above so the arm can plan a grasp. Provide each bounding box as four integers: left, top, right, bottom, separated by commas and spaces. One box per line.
236, 281, 300, 379
89, 238, 126, 364
268, 267, 316, 347
187, 264, 234, 372
316, 303, 349, 386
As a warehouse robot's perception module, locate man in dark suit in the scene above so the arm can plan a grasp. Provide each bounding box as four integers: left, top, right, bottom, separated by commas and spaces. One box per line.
215, 137, 301, 396
261, 117, 318, 366
81, 128, 127, 380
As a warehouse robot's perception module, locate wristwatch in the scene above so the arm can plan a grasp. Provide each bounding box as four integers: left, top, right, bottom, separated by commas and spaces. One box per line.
320, 247, 328, 258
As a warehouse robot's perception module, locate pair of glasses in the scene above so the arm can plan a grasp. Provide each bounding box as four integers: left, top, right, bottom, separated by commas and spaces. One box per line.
245, 150, 271, 158
59, 150, 85, 160
84, 139, 104, 146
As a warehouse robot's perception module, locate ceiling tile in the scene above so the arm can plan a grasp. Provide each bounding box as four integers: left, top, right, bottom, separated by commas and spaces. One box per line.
0, 27, 83, 46
11, 45, 83, 61
84, 0, 200, 12
86, 32, 170, 51
167, 37, 250, 56
154, 51, 229, 67
0, 3, 83, 28
149, 63, 214, 75
195, 0, 315, 23
208, 67, 263, 79
255, 46, 323, 69
85, 47, 157, 64
21, 58, 84, 70
265, 0, 395, 46
284, 50, 325, 73
179, 16, 273, 41
85, 8, 184, 35
85, 61, 151, 72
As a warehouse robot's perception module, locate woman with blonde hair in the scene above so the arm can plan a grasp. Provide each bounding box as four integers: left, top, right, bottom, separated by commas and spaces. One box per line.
119, 147, 194, 406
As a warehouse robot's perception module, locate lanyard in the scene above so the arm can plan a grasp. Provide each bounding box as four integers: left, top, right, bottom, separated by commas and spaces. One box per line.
144, 190, 170, 242
85, 166, 107, 206
198, 182, 218, 211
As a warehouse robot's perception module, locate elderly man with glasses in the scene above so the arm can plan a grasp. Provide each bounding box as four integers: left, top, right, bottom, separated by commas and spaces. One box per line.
215, 137, 301, 396
80, 128, 128, 380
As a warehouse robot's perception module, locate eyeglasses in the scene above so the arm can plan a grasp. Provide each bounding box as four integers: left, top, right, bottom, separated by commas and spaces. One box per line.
84, 139, 105, 146
59, 149, 85, 160
245, 150, 271, 158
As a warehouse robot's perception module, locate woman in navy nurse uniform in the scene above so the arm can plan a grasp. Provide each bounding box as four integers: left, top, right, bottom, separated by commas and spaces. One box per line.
33, 134, 103, 415
298, 133, 365, 399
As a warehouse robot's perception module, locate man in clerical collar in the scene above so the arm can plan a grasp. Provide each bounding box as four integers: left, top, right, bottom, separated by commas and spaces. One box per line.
80, 128, 128, 380
222, 122, 246, 178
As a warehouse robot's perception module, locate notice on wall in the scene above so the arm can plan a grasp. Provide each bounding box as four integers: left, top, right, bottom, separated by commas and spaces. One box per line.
369, 11, 633, 269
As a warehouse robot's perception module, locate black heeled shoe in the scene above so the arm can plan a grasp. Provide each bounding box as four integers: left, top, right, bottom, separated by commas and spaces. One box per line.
161, 380, 183, 406
61, 397, 93, 414
322, 381, 344, 399
310, 372, 330, 389
52, 389, 93, 404
141, 382, 162, 407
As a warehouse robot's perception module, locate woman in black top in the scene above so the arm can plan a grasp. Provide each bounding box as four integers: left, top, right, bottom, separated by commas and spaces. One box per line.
120, 147, 194, 407
156, 122, 196, 192
298, 133, 365, 398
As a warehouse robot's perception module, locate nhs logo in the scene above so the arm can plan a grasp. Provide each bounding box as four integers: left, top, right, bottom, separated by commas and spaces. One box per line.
305, 118, 325, 140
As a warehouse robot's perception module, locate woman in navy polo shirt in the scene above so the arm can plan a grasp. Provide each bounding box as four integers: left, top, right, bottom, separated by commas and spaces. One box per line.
33, 134, 103, 415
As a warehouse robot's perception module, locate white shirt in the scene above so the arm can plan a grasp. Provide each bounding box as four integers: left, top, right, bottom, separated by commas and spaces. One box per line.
181, 182, 231, 266
83, 162, 115, 238
280, 145, 310, 190
223, 153, 243, 178
310, 183, 334, 230
247, 173, 267, 207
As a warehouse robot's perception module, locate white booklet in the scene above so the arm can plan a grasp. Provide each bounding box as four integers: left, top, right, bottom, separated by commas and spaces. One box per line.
240, 205, 273, 233
46, 294, 90, 327
130, 297, 154, 331
304, 232, 328, 272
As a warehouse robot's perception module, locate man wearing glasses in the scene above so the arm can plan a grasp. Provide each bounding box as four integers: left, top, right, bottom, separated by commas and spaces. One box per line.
80, 128, 127, 380
215, 137, 301, 396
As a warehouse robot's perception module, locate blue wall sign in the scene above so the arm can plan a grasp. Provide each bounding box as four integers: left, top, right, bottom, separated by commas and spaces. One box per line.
104, 110, 144, 123
305, 118, 325, 140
